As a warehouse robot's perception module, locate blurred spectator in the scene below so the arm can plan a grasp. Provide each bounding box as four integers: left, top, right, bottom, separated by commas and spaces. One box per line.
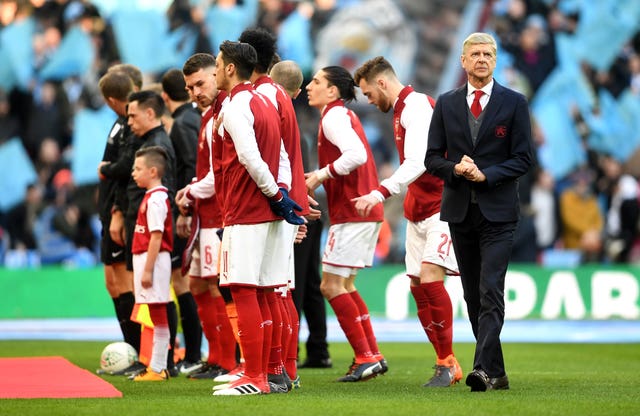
50, 169, 78, 240
630, 53, 640, 94
0, 89, 20, 145
559, 167, 604, 263
530, 168, 558, 252
166, 0, 213, 60
501, 13, 557, 95
5, 183, 43, 251
23, 81, 72, 158
34, 137, 68, 202
197, 0, 259, 54
600, 156, 640, 263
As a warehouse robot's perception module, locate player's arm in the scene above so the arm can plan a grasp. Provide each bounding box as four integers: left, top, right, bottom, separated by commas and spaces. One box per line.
381, 95, 431, 195
224, 106, 303, 225
306, 109, 366, 191
170, 123, 198, 191
109, 208, 125, 246
177, 168, 215, 214
142, 195, 169, 288
353, 105, 429, 216
276, 139, 292, 190
100, 134, 136, 181
224, 107, 279, 198
141, 231, 162, 289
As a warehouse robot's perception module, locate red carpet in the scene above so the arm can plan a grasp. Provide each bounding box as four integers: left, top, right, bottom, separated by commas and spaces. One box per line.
0, 356, 122, 399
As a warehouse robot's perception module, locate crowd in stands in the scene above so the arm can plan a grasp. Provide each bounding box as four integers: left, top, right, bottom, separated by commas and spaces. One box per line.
0, 0, 639, 268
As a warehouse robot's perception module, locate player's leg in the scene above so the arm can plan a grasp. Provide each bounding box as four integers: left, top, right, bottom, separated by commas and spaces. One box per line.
417, 215, 461, 387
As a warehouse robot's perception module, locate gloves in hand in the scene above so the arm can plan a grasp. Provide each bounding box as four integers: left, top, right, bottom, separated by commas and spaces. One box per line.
269, 188, 305, 225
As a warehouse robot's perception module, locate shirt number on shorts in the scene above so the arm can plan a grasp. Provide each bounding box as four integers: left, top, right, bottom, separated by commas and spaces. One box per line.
327, 230, 336, 253
204, 244, 213, 264
437, 233, 453, 257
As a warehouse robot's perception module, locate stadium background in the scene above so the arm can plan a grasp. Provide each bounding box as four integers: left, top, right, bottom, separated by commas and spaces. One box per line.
0, 0, 638, 343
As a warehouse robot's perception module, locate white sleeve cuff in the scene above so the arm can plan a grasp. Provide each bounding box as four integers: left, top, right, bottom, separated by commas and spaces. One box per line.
370, 190, 385, 202
316, 166, 332, 182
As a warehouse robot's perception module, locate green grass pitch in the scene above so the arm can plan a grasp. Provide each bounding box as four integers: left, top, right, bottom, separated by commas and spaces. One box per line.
1, 340, 639, 416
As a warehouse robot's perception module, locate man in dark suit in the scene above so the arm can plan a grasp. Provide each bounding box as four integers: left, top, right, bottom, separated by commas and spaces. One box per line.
425, 32, 533, 392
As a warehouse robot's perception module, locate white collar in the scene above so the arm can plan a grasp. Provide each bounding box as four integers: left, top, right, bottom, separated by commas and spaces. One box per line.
467, 79, 494, 97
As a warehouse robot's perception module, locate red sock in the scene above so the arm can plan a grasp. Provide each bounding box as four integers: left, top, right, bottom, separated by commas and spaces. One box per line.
193, 291, 219, 365
410, 285, 439, 357
284, 291, 299, 379
213, 295, 236, 371
277, 294, 291, 371
329, 293, 374, 362
257, 289, 273, 376
350, 291, 380, 356
266, 291, 283, 374
230, 286, 264, 378
423, 281, 453, 359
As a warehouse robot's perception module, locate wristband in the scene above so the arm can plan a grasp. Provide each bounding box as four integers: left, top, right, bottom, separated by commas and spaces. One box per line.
269, 189, 284, 202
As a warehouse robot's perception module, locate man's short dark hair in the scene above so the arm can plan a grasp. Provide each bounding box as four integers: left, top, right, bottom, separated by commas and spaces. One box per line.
108, 63, 143, 90
99, 70, 134, 101
135, 145, 168, 177
218, 41, 257, 81
128, 90, 165, 118
182, 53, 216, 76
161, 68, 190, 102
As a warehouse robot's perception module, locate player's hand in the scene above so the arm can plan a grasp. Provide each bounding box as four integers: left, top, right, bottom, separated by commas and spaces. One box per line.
269, 188, 305, 225
214, 113, 224, 132
176, 187, 193, 216
176, 214, 191, 238
109, 210, 125, 246
305, 194, 321, 221
352, 192, 382, 217
141, 271, 153, 289
294, 224, 308, 244
305, 166, 330, 193
175, 187, 187, 204
97, 161, 109, 180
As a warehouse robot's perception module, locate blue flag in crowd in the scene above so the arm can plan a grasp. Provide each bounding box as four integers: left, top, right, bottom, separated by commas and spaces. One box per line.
110, 9, 177, 74
39, 26, 95, 81
71, 105, 117, 186
205, 0, 258, 54
575, 0, 640, 72
0, 17, 35, 91
0, 138, 37, 211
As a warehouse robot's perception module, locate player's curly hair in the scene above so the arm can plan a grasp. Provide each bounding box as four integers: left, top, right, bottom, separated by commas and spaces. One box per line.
239, 27, 276, 74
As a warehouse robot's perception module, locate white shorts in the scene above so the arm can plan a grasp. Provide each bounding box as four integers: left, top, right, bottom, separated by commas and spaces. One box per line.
133, 251, 172, 303
322, 222, 381, 278
281, 222, 297, 289
405, 212, 459, 277
219, 221, 289, 288
188, 227, 221, 279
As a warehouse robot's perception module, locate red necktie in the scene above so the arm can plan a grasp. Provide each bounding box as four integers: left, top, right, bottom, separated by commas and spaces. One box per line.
471, 90, 483, 118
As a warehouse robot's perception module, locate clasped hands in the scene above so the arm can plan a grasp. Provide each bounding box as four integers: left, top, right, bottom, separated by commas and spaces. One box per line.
455, 155, 486, 182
